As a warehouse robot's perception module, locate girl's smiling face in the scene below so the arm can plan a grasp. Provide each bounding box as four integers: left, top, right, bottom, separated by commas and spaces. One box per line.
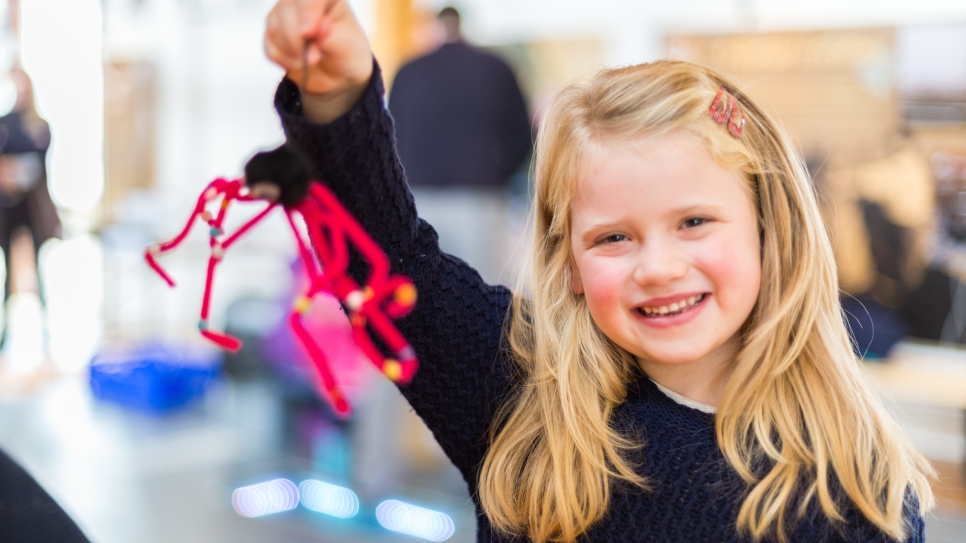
569, 130, 761, 374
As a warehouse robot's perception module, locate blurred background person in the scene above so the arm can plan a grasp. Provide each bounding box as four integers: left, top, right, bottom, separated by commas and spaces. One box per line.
388, 6, 532, 284
0, 66, 57, 342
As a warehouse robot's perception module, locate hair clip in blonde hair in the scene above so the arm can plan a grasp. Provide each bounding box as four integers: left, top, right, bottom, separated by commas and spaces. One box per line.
709, 87, 745, 139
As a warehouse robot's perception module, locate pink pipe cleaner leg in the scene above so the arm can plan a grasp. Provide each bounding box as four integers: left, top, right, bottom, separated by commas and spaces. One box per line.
290, 306, 351, 417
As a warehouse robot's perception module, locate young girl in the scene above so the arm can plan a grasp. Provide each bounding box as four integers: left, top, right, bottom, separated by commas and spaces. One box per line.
262, 1, 935, 541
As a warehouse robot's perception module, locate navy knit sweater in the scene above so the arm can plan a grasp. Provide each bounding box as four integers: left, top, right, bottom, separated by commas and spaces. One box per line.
275, 64, 925, 543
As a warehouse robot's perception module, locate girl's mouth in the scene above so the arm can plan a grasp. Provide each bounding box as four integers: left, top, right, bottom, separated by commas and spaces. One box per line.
637, 293, 707, 318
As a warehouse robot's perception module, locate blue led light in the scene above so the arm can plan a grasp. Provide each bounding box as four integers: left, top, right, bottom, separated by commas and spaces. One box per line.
375, 499, 455, 541
298, 479, 359, 518
232, 478, 299, 518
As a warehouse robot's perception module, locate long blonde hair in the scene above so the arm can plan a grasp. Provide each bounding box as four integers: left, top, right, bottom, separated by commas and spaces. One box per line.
478, 60, 934, 542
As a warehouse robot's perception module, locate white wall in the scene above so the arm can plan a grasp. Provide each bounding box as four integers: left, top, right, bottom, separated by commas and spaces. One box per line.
415, 0, 966, 66
98, 0, 966, 204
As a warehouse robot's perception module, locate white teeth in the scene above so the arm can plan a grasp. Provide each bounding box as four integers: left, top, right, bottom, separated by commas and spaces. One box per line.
641, 294, 704, 317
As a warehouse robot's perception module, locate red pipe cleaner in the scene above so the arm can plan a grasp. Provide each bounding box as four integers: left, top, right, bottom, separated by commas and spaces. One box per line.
145, 159, 418, 418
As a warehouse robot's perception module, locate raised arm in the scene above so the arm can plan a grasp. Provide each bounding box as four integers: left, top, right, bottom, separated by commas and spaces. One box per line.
263, 0, 516, 481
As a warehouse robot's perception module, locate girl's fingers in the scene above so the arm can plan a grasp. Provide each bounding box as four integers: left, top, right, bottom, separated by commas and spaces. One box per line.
264, 0, 372, 102
265, 3, 301, 62
264, 37, 302, 72
297, 0, 331, 40
277, 0, 307, 58
267, 0, 338, 71
313, 17, 334, 48
305, 44, 322, 68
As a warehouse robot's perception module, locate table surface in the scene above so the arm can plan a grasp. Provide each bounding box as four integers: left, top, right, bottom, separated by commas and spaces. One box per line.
865, 341, 966, 410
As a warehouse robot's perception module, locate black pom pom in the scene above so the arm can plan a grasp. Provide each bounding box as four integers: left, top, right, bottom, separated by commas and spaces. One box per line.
243, 143, 313, 207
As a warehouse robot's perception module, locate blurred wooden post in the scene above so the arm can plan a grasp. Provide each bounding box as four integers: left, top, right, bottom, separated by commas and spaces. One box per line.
371, 0, 415, 86
7, 0, 19, 41
103, 60, 156, 222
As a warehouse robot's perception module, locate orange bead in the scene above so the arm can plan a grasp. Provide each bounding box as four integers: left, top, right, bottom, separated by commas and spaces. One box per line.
394, 283, 417, 307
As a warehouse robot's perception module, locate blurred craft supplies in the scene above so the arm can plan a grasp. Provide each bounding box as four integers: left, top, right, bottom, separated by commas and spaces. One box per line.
89, 342, 220, 413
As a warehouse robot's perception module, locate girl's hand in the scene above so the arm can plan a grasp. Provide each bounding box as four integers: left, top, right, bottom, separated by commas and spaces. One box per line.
264, 0, 374, 124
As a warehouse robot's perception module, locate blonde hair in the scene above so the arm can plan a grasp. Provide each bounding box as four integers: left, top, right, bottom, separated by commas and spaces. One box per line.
478, 60, 934, 542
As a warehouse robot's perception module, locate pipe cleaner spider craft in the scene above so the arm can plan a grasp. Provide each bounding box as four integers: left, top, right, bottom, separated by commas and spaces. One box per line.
144, 144, 418, 417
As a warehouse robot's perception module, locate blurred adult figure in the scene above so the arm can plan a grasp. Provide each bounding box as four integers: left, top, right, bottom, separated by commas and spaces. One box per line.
388, 7, 531, 284
0, 73, 84, 543
0, 67, 59, 306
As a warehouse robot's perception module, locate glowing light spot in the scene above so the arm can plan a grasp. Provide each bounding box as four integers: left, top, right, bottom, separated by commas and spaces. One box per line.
3, 293, 45, 374
375, 499, 455, 541
232, 479, 299, 518
345, 290, 364, 311
40, 235, 104, 372
298, 480, 359, 518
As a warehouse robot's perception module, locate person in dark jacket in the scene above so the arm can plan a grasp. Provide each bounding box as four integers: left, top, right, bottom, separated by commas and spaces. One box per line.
389, 7, 531, 190
388, 7, 531, 284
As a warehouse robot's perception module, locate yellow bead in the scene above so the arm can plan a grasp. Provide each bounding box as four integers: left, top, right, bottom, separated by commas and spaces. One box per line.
293, 296, 311, 314
383, 360, 401, 381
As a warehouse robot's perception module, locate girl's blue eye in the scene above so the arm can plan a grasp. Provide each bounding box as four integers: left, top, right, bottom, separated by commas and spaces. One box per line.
683, 217, 707, 228
600, 234, 627, 244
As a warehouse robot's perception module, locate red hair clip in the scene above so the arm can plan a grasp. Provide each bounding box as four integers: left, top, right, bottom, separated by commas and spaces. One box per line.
709, 87, 745, 139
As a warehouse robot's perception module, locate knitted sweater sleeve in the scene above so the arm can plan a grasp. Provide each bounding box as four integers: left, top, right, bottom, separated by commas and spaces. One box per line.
274, 62, 515, 484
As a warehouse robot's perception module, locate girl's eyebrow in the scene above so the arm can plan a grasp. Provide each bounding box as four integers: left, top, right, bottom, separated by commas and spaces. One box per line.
574, 202, 730, 233
577, 220, 619, 234
673, 202, 729, 215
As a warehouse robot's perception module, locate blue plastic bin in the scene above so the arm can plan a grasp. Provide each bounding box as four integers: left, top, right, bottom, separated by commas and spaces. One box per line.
89, 343, 222, 413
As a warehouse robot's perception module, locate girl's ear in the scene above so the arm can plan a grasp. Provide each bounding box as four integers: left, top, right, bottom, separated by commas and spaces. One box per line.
570, 267, 584, 295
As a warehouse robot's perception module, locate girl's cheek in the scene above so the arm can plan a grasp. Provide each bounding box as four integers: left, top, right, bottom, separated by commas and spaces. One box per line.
693, 234, 761, 296
581, 259, 626, 308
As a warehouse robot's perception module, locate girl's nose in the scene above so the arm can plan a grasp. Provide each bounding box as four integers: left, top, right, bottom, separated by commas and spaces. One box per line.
632, 238, 689, 286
